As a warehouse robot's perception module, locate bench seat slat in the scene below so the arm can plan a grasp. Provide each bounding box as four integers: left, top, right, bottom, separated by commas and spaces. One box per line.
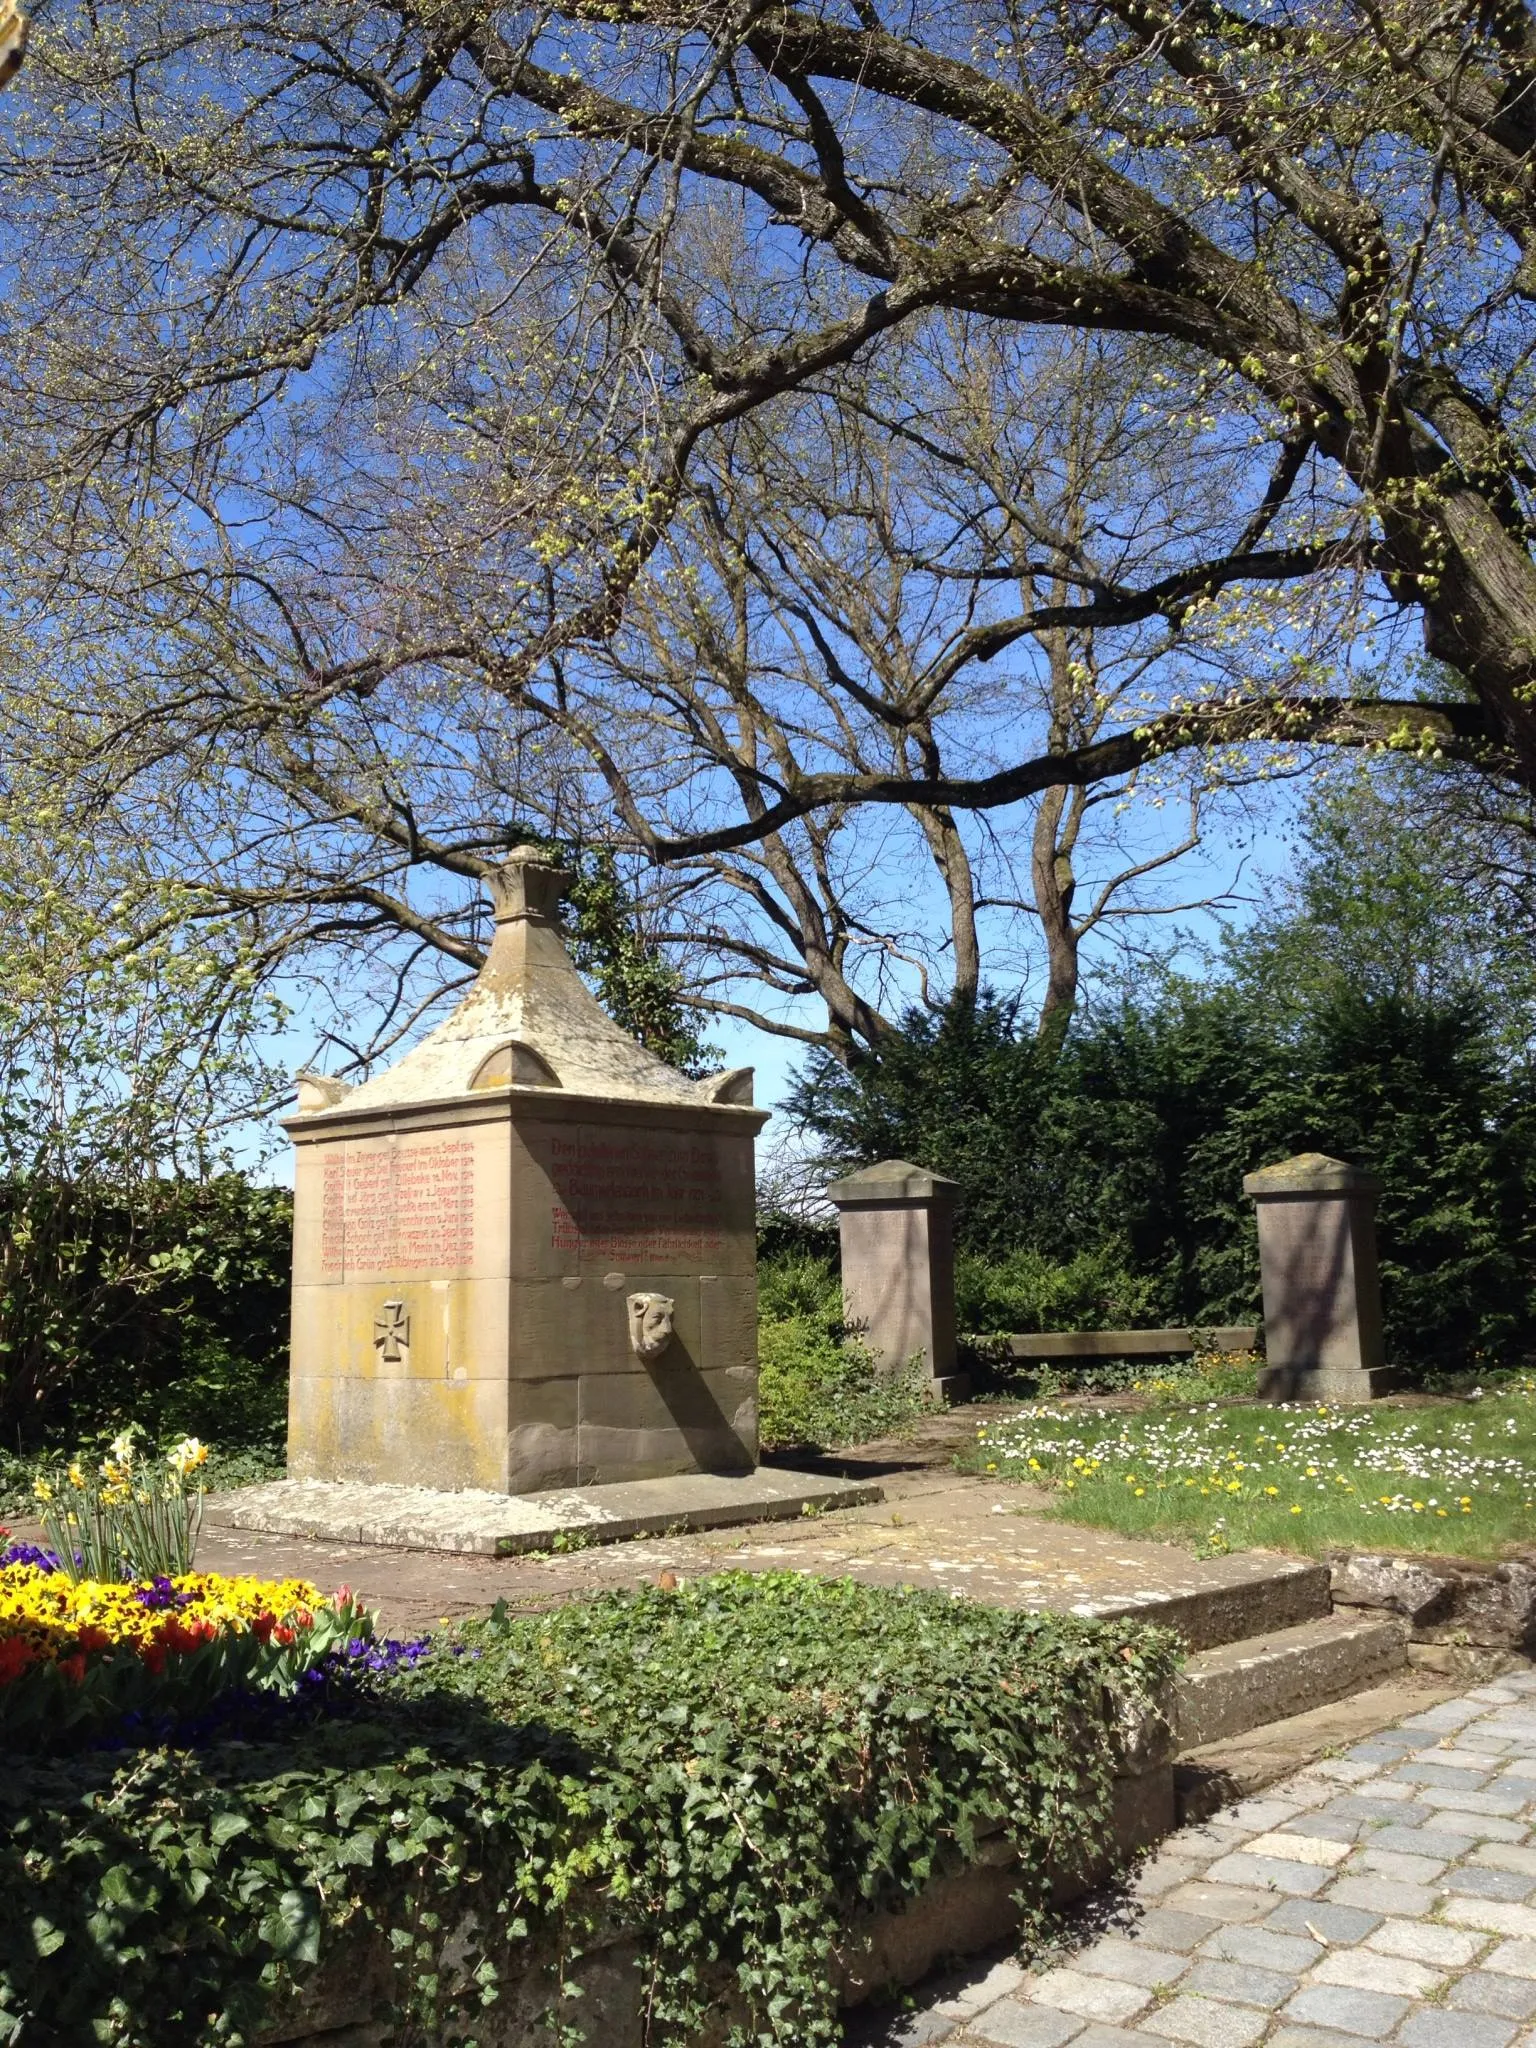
1002, 1326, 1258, 1361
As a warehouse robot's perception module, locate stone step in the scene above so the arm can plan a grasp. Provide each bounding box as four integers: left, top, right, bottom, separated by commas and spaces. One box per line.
1085, 1553, 1331, 1653
1172, 1610, 1410, 1751
1174, 1671, 1460, 1823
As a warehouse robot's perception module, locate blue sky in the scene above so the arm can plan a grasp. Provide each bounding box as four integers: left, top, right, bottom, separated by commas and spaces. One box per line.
247, 764, 1315, 1188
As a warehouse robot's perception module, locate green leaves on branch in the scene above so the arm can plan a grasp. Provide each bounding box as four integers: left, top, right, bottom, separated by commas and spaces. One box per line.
0, 777, 292, 1436
0, 1174, 292, 1448
564, 849, 716, 1076
756, 1253, 935, 1449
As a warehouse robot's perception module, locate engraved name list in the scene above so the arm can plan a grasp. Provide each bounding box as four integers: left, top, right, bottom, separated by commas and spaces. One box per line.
548, 1133, 724, 1261
320, 1140, 475, 1275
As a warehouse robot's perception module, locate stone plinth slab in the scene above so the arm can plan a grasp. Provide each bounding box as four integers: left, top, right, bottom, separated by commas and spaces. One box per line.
1257, 1365, 1398, 1401
210, 1468, 883, 1556
181, 1463, 1338, 1645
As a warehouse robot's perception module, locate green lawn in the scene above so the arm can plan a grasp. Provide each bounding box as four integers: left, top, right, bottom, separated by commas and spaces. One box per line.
957, 1376, 1536, 1557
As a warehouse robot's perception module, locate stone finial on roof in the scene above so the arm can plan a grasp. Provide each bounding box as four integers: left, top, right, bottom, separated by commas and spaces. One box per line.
294, 1070, 353, 1112
487, 846, 571, 926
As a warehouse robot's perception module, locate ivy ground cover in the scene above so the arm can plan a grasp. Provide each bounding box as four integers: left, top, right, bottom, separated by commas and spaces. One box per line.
0, 1571, 1180, 2047
962, 1381, 1536, 1556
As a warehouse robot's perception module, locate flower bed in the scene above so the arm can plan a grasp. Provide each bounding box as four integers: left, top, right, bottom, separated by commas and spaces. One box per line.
33, 1424, 209, 1581
0, 1540, 379, 1748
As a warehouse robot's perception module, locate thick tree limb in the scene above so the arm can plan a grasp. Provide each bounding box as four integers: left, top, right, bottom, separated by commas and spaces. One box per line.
649, 696, 1502, 858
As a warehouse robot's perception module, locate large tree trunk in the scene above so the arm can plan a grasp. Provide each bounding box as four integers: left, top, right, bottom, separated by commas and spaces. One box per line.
1381, 399, 1536, 788
913, 804, 982, 1012
1032, 784, 1079, 1051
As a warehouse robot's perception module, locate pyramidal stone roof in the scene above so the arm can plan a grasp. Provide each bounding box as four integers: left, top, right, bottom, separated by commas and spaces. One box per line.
290, 849, 754, 1120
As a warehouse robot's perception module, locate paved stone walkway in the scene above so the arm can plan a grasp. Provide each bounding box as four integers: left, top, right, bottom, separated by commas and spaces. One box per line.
849, 1669, 1536, 2048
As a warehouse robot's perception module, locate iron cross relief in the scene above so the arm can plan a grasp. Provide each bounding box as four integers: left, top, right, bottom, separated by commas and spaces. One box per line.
373, 1300, 410, 1364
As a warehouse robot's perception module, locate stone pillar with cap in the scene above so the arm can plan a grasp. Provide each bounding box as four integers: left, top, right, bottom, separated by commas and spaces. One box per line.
825, 1160, 968, 1404
285, 846, 769, 1493
1244, 1152, 1393, 1402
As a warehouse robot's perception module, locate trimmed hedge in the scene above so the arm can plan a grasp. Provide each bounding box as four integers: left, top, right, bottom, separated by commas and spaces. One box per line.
0, 1173, 291, 1447
0, 1573, 1180, 2047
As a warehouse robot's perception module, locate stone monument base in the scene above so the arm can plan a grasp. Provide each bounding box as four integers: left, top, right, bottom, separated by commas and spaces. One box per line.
1256, 1363, 1397, 1403
209, 1468, 883, 1556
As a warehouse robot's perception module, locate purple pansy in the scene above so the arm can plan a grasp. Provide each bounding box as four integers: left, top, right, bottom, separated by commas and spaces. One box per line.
0, 1542, 60, 1572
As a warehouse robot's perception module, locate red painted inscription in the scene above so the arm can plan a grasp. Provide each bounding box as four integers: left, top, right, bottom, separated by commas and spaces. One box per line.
548, 1133, 723, 1261
319, 1140, 475, 1275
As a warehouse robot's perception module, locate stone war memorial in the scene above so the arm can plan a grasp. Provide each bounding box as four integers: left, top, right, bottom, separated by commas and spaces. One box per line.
221, 847, 871, 1551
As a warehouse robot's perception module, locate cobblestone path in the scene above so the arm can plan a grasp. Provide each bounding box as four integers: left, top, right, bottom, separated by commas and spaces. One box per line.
851, 1670, 1536, 2048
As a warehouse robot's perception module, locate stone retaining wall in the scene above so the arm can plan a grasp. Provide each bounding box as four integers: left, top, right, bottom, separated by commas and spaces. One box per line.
1330, 1550, 1536, 1676
252, 1553, 1536, 2042
259, 1728, 1176, 2046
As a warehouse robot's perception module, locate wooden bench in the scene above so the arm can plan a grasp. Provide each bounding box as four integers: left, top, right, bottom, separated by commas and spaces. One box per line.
1001, 1326, 1259, 1362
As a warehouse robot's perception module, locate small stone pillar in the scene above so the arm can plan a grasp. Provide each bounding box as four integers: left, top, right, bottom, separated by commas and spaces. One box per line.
1243, 1152, 1393, 1402
825, 1160, 968, 1403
